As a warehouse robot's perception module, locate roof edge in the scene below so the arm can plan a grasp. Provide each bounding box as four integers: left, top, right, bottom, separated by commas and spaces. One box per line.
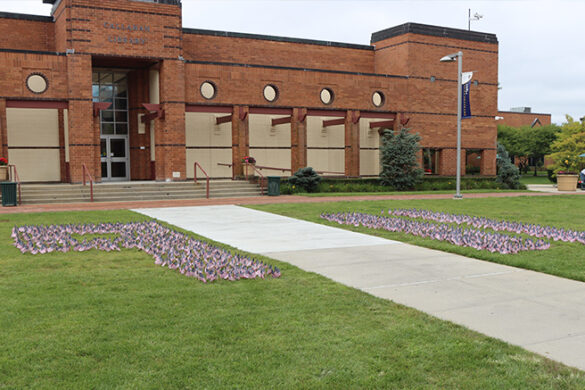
183, 28, 374, 51
371, 22, 498, 45
0, 11, 52, 23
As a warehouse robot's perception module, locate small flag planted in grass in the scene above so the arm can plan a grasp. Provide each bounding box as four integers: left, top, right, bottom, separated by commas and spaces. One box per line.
320, 211, 552, 255
11, 221, 281, 283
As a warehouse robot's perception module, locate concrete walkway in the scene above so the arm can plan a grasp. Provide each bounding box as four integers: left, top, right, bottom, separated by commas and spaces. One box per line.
135, 205, 585, 371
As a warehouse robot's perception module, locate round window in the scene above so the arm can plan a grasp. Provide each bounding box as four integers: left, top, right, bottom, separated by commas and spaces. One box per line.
320, 88, 334, 105
26, 74, 48, 94
263, 84, 279, 102
200, 81, 217, 100
372, 91, 385, 107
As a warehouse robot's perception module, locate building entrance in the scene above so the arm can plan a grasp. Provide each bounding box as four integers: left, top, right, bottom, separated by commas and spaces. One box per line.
93, 71, 130, 181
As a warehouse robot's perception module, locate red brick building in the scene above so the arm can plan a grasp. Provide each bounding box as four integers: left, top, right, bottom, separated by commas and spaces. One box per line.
497, 107, 552, 128
0, 0, 499, 182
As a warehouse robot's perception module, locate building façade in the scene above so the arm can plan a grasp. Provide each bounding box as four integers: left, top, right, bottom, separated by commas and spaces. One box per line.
0, 0, 499, 183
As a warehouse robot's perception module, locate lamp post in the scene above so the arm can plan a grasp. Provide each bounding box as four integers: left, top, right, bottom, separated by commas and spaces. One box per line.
440, 51, 463, 199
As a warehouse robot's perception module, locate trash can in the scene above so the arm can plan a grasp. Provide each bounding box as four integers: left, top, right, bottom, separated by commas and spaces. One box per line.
1, 182, 17, 207
267, 176, 281, 196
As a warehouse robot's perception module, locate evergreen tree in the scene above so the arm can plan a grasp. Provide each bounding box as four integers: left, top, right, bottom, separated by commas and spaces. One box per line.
379, 127, 424, 190
496, 143, 521, 189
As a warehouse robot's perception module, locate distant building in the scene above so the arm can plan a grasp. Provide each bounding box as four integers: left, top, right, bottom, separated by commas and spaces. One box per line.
497, 107, 552, 128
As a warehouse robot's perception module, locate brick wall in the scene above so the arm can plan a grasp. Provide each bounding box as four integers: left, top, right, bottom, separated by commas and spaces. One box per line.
497, 111, 552, 128
183, 33, 375, 74
0, 16, 54, 52
0, 1, 501, 180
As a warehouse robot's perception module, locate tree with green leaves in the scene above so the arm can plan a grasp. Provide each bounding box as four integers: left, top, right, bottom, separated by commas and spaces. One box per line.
497, 124, 559, 175
379, 127, 423, 190
547, 115, 585, 174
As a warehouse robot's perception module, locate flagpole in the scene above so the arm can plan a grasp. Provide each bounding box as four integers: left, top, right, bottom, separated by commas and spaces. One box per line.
455, 51, 463, 199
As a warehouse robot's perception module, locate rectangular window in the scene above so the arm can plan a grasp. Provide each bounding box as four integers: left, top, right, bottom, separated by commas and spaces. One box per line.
422, 148, 440, 174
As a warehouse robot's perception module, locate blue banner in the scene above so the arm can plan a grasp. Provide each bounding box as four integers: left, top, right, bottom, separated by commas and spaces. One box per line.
461, 81, 472, 119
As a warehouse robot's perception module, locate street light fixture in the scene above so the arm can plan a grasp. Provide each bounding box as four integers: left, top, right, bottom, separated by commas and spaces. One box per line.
440, 51, 463, 199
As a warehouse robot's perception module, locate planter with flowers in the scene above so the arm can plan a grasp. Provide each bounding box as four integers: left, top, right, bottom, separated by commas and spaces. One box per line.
554, 157, 579, 191
242, 156, 256, 178
0, 157, 8, 182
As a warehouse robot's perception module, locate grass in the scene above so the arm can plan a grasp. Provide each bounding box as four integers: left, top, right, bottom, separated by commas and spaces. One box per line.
520, 175, 553, 185
2, 210, 585, 388
249, 195, 585, 283
299, 189, 527, 197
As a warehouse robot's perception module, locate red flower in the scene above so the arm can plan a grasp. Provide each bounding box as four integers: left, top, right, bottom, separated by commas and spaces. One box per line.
0, 157, 7, 166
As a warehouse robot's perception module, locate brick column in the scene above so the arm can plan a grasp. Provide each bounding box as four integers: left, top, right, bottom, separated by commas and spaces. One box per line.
58, 109, 67, 182
128, 69, 151, 180
66, 53, 96, 183
232, 105, 249, 177
439, 148, 466, 177
291, 107, 307, 174
0, 98, 7, 160
155, 59, 186, 181
481, 149, 497, 176
344, 110, 360, 177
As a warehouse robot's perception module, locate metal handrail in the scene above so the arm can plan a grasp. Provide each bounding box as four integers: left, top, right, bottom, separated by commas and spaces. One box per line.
247, 164, 345, 176
245, 162, 266, 195
217, 162, 235, 180
82, 163, 94, 202
217, 161, 345, 178
193, 162, 210, 199
8, 165, 22, 205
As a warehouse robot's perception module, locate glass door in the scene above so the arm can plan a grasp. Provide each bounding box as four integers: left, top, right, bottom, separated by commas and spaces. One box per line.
101, 136, 129, 180
93, 71, 130, 181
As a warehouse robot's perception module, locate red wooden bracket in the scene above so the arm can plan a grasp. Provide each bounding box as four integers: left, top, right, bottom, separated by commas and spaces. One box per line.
297, 111, 307, 122
352, 111, 361, 124
239, 110, 248, 121
216, 115, 232, 125
141, 103, 165, 123
322, 118, 345, 127
93, 102, 111, 117
271, 116, 292, 126
369, 120, 395, 129
400, 113, 410, 126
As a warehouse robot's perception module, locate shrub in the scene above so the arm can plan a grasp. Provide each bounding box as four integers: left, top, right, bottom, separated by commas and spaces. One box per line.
379, 127, 424, 190
496, 143, 521, 189
288, 167, 322, 193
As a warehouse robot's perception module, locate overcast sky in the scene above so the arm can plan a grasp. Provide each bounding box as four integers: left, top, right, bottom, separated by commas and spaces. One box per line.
1, 0, 582, 125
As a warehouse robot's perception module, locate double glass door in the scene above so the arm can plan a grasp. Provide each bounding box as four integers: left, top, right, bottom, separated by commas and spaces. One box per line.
93, 71, 130, 181
101, 136, 129, 180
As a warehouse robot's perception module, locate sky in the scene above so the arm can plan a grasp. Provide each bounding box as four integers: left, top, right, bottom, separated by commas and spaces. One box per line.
0, 0, 583, 125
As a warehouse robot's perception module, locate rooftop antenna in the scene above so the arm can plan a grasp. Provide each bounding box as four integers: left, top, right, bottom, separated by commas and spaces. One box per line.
468, 9, 483, 30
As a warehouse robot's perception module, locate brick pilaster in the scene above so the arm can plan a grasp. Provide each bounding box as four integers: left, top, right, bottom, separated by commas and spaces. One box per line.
232, 105, 249, 177
291, 107, 307, 174
66, 53, 96, 183
155, 59, 186, 181
481, 149, 497, 176
345, 110, 360, 177
0, 99, 7, 160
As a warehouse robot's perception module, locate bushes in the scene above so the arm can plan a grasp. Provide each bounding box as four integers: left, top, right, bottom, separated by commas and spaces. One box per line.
379, 128, 424, 190
287, 167, 322, 193
496, 143, 521, 189
280, 176, 523, 194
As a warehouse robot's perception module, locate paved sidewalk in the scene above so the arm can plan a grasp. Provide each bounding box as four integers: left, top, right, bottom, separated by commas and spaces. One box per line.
135, 205, 585, 371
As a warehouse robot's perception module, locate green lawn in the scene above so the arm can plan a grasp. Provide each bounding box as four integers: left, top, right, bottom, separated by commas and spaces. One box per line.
299, 189, 527, 197
249, 195, 585, 282
520, 175, 553, 185
1, 210, 585, 388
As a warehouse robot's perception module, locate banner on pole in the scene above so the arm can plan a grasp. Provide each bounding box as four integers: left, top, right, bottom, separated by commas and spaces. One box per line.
461, 71, 473, 119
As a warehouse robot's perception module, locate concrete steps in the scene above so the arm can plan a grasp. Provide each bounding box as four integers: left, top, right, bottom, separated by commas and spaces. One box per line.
6, 180, 263, 204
